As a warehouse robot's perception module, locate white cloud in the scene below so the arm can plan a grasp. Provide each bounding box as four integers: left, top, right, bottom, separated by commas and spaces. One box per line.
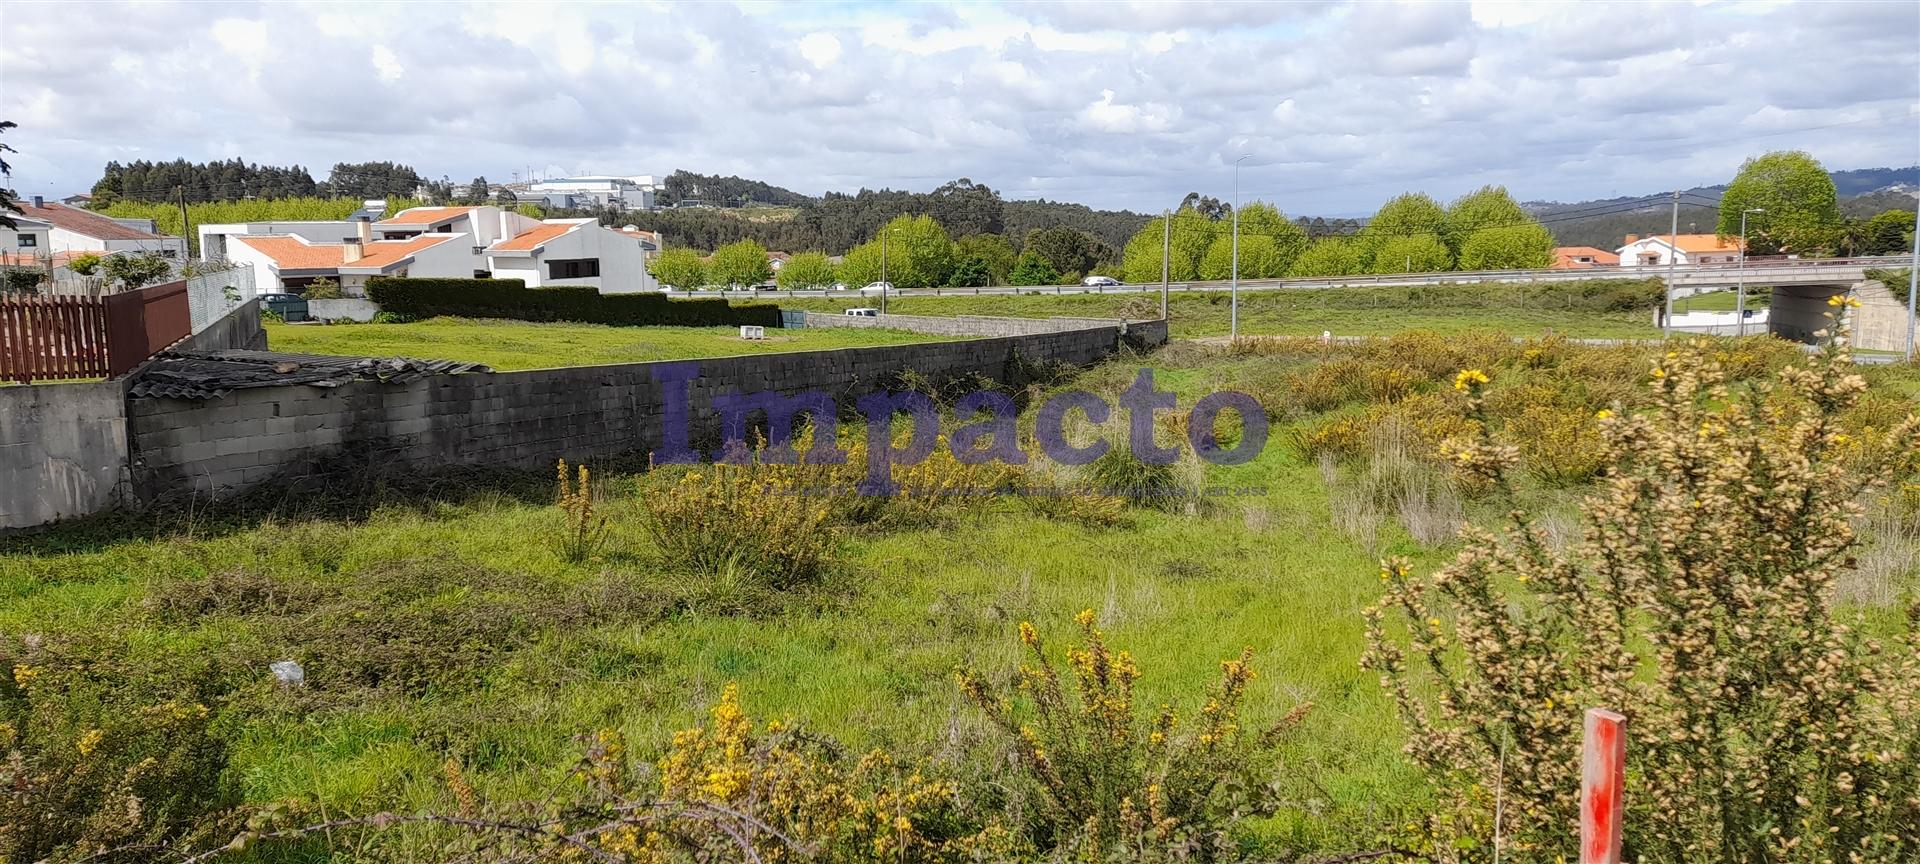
798, 32, 842, 68
0, 0, 1913, 215
370, 45, 405, 81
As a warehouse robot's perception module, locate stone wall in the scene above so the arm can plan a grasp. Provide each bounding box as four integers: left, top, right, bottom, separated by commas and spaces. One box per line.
0, 380, 129, 532
127, 322, 1158, 501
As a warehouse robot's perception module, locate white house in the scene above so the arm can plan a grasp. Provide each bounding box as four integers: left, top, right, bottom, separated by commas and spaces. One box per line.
484, 218, 657, 292
18, 197, 187, 257
1616, 233, 1745, 268
201, 205, 655, 294
224, 219, 477, 294
1, 214, 53, 264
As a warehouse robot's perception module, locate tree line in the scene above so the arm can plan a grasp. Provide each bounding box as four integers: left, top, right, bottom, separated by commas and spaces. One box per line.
87, 160, 434, 205
644, 214, 1130, 291
613, 179, 1150, 260
1117, 185, 1558, 282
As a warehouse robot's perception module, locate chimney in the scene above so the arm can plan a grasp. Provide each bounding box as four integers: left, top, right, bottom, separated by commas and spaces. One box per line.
1624, 233, 1638, 244
343, 239, 364, 264
31, 195, 43, 208
355, 216, 373, 244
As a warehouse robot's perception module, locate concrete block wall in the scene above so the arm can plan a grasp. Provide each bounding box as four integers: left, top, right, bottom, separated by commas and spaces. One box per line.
127, 323, 1152, 501
1, 380, 130, 531
799, 311, 1165, 340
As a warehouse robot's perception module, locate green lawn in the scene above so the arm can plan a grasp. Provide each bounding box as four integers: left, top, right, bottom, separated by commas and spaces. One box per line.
264, 317, 944, 370
1674, 288, 1771, 312
768, 279, 1667, 340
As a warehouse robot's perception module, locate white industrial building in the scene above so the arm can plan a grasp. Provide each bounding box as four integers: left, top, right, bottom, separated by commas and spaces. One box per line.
528, 175, 657, 211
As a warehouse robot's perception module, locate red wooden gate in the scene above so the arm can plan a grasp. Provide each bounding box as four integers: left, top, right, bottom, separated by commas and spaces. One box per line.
0, 280, 191, 383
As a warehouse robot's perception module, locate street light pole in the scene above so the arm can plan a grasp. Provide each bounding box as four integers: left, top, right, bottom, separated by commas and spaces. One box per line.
1231, 153, 1250, 342
1907, 195, 1918, 361
879, 229, 889, 316
1663, 190, 1679, 338
1736, 207, 1763, 337
1160, 208, 1170, 320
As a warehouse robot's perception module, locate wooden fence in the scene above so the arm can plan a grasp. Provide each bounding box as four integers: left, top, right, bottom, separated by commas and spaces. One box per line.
0, 280, 191, 383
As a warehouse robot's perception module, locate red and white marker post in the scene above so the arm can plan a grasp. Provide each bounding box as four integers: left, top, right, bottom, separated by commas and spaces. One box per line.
1580, 708, 1626, 864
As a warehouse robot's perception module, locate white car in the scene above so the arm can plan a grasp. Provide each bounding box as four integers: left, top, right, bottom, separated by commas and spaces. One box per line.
859, 281, 895, 294
831, 282, 849, 291
1082, 276, 1122, 287
845, 307, 880, 317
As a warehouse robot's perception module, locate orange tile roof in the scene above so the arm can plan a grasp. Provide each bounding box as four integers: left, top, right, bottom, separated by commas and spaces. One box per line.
1551, 246, 1619, 269
234, 234, 463, 272
490, 222, 577, 252
376, 206, 477, 227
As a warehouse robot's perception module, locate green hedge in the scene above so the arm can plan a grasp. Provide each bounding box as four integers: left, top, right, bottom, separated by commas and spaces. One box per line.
366, 277, 782, 328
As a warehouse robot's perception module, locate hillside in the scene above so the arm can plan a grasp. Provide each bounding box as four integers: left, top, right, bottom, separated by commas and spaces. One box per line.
1526, 165, 1917, 249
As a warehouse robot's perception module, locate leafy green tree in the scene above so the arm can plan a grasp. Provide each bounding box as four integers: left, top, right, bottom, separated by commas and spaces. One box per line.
66, 253, 103, 276
1443, 185, 1532, 256
95, 197, 428, 256
1024, 226, 1111, 279
1120, 212, 1214, 282
1232, 201, 1309, 275
1456, 223, 1556, 270
101, 253, 173, 290
775, 251, 836, 289
838, 215, 954, 289
1009, 250, 1061, 286
1366, 235, 1451, 274
1863, 209, 1916, 257
1358, 193, 1449, 270
1719, 151, 1842, 255
1198, 234, 1287, 280
709, 239, 773, 287
648, 248, 708, 289
956, 233, 1015, 284
948, 255, 992, 287
1288, 238, 1363, 277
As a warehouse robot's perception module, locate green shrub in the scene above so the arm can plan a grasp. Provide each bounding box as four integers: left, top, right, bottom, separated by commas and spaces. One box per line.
957, 611, 1309, 861
366, 277, 783, 328
1, 638, 239, 863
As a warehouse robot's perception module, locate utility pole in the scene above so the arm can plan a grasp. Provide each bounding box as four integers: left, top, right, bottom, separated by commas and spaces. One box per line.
1231, 154, 1250, 341
176, 185, 191, 261
879, 229, 889, 317
1161, 209, 1170, 320
1907, 194, 1918, 361
1663, 190, 1679, 338
1736, 208, 1763, 337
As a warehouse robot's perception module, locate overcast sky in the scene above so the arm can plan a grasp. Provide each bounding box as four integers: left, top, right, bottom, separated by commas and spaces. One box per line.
4, 0, 1917, 215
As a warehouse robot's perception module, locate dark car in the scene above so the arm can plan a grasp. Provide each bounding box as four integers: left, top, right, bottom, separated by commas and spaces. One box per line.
258, 292, 310, 322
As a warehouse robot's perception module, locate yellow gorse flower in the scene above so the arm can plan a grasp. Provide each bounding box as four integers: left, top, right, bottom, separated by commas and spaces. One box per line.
1453, 368, 1490, 391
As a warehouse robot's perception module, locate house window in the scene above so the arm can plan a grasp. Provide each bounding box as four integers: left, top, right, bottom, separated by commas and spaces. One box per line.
16, 234, 36, 248
548, 258, 601, 279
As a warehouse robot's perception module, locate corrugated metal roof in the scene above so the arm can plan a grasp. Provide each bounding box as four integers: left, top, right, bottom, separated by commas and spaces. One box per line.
131, 349, 490, 400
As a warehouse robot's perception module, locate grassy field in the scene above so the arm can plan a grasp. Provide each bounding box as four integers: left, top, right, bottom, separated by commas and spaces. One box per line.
766, 278, 1670, 340
5, 329, 1916, 861
264, 317, 943, 370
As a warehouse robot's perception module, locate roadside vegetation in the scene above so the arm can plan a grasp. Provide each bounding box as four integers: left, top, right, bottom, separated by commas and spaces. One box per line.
4, 316, 1916, 861
262, 317, 943, 370
769, 277, 1670, 340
